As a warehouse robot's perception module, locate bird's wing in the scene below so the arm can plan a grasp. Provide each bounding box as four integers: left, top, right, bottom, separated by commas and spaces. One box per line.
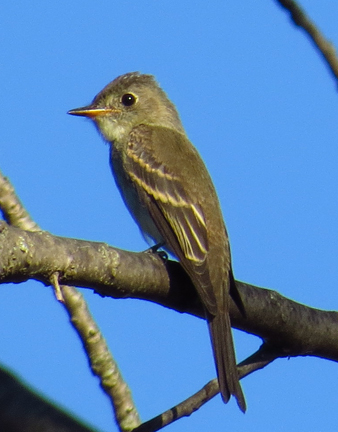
125, 125, 217, 315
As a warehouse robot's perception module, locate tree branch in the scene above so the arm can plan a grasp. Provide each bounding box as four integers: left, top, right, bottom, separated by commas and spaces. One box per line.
1, 221, 338, 365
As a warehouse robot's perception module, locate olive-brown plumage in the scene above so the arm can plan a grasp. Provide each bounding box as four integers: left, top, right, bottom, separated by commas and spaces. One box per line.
68, 72, 246, 411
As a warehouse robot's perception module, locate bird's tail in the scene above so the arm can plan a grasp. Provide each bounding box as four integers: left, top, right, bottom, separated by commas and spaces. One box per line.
208, 310, 246, 412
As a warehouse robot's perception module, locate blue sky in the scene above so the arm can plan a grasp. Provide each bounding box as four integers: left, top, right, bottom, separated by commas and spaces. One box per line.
1, 1, 338, 431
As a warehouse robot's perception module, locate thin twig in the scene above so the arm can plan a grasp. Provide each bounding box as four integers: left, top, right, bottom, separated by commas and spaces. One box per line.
132, 345, 277, 432
0, 173, 40, 232
50, 272, 65, 302
276, 0, 338, 84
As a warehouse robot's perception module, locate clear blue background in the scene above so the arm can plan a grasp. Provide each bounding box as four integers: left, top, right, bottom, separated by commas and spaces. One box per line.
1, 1, 338, 431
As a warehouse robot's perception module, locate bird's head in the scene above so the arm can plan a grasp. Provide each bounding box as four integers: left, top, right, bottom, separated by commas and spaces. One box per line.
68, 72, 184, 142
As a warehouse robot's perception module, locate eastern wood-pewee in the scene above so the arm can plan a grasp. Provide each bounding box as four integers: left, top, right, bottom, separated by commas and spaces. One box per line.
68, 72, 246, 411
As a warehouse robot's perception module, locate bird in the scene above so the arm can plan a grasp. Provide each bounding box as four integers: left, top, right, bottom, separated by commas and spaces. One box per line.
68, 72, 246, 411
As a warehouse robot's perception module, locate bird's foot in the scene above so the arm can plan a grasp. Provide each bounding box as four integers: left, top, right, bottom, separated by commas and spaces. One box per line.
145, 243, 168, 261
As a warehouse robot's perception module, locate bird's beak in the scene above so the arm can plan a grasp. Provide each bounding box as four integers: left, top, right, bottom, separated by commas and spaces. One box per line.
67, 105, 119, 118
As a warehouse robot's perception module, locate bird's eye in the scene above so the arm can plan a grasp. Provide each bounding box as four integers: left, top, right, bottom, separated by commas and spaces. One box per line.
121, 93, 137, 107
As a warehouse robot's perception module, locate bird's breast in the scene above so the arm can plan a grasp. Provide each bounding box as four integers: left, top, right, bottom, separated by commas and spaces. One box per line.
109, 144, 164, 246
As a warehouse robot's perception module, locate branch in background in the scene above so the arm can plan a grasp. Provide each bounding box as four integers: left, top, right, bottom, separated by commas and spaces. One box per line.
276, 0, 338, 83
0, 365, 99, 432
0, 170, 141, 432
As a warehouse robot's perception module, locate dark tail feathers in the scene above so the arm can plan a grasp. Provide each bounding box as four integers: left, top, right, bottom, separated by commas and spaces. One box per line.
208, 310, 246, 412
